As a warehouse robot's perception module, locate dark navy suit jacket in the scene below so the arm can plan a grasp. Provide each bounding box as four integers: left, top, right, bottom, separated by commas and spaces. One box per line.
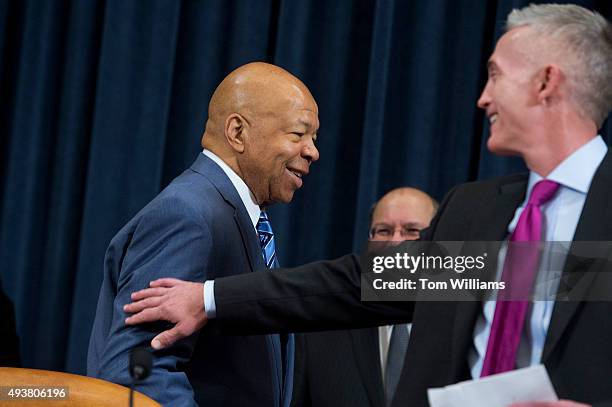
87, 153, 294, 407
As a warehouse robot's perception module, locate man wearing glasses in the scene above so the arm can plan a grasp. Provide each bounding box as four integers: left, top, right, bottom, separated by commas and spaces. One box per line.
292, 188, 438, 407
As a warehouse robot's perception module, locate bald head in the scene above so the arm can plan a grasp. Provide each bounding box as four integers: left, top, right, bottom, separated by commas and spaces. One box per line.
203, 62, 316, 150
201, 62, 320, 207
369, 188, 438, 241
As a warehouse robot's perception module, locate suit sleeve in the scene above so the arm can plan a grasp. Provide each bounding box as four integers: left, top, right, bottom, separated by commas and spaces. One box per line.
212, 185, 460, 334
213, 254, 413, 334
90, 198, 212, 407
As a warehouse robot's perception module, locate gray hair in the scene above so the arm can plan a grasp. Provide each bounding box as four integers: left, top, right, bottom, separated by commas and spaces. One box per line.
506, 4, 612, 127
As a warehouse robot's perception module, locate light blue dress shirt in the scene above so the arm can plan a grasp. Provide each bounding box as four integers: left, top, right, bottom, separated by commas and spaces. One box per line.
469, 136, 608, 378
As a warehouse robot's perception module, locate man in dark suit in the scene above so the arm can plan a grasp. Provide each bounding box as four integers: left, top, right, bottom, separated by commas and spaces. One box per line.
87, 62, 320, 406
125, 4, 612, 407
292, 188, 437, 407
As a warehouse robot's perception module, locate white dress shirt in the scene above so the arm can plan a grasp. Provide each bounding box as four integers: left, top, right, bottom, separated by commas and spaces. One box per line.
201, 149, 260, 318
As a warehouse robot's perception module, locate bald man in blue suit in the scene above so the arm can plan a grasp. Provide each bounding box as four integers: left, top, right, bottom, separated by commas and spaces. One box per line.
87, 62, 320, 407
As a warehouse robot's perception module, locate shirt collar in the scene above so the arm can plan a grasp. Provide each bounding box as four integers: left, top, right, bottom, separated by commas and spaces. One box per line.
527, 135, 608, 195
202, 149, 261, 228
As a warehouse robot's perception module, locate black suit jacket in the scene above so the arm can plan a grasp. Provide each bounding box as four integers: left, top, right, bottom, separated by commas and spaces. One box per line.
291, 329, 385, 407
291, 325, 416, 407
215, 152, 612, 407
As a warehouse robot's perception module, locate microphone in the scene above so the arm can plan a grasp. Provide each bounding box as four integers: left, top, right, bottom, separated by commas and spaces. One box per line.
128, 347, 153, 407
130, 347, 152, 381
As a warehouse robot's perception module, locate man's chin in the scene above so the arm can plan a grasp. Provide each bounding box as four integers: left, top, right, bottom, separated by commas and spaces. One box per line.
284, 190, 297, 203
272, 190, 296, 205
486, 137, 519, 156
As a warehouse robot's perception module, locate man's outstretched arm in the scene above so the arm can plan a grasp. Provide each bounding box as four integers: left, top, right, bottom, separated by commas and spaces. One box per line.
125, 254, 415, 348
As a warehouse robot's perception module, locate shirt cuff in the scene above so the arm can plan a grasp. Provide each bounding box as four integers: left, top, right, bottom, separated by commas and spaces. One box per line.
203, 280, 216, 319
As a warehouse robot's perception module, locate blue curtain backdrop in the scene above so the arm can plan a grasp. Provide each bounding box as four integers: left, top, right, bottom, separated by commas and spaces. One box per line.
0, 0, 610, 374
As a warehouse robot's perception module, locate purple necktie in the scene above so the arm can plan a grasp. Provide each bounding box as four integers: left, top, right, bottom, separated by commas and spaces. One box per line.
481, 180, 560, 377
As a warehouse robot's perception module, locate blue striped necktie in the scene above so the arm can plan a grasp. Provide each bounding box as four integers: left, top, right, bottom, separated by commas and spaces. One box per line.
257, 211, 290, 387
257, 211, 279, 268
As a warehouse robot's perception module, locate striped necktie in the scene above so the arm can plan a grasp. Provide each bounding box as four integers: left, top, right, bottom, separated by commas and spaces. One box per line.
257, 211, 278, 269
257, 211, 290, 399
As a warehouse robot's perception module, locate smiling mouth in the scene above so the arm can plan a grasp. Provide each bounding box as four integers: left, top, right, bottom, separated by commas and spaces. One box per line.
286, 168, 305, 188
288, 169, 302, 178
489, 113, 498, 125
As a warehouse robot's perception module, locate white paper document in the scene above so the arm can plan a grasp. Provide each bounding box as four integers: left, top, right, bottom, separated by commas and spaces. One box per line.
427, 365, 558, 407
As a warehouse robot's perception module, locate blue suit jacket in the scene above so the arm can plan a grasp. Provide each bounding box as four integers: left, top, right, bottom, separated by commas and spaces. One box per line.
87, 154, 294, 407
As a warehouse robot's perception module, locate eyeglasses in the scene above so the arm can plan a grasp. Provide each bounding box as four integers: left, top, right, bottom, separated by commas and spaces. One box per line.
369, 225, 421, 240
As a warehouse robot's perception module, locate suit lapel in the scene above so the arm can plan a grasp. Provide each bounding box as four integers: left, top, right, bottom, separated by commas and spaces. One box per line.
190, 154, 263, 273
350, 328, 385, 407
542, 151, 612, 362
233, 211, 263, 272
451, 176, 528, 376
470, 177, 528, 241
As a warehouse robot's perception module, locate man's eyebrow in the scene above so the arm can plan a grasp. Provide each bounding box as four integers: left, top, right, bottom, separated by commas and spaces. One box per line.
297, 119, 314, 129
402, 222, 423, 229
371, 222, 391, 228
487, 60, 498, 72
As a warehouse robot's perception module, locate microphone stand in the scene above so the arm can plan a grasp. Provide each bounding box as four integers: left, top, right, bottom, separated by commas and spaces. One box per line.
128, 347, 153, 407
129, 381, 135, 407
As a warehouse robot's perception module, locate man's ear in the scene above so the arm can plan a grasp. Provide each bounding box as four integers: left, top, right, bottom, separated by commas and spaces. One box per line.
225, 113, 247, 153
535, 65, 563, 105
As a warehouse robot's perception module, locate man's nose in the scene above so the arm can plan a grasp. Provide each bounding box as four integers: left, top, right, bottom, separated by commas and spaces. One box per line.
303, 139, 320, 163
477, 82, 491, 109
